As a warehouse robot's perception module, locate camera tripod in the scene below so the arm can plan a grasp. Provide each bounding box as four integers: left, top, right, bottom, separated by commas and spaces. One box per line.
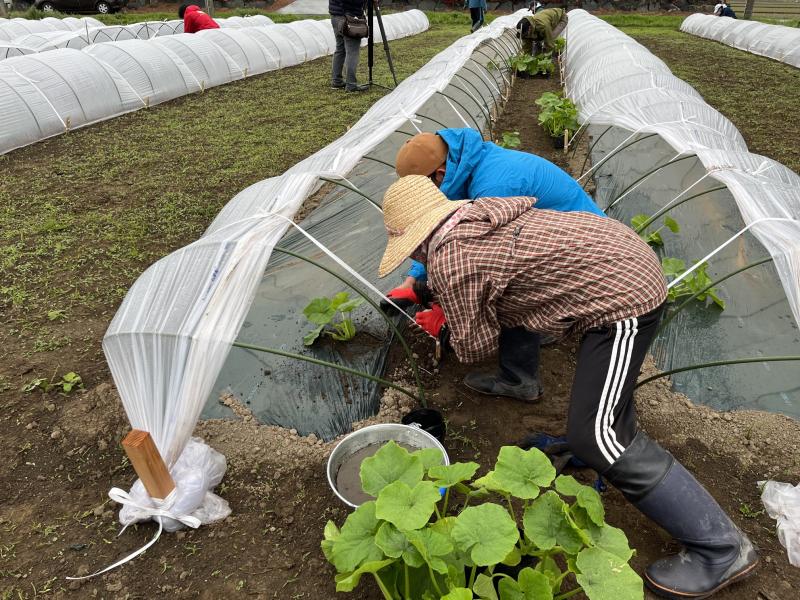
366, 0, 399, 89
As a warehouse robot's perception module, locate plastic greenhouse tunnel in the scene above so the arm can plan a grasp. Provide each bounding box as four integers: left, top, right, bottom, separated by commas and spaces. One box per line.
564, 10, 800, 415
681, 14, 800, 68
98, 11, 526, 540
0, 11, 429, 154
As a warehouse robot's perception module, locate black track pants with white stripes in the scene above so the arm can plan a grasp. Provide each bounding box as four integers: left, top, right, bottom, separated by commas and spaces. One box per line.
566, 304, 665, 473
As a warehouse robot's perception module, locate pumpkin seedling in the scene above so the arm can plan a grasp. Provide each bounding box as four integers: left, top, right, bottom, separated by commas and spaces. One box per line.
631, 214, 680, 247
303, 292, 365, 346
662, 257, 725, 309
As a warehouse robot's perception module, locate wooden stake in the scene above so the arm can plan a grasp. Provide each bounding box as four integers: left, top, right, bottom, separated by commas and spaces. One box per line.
122, 430, 175, 500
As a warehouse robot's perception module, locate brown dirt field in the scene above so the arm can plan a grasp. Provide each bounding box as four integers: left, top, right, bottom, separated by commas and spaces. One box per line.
2, 57, 799, 600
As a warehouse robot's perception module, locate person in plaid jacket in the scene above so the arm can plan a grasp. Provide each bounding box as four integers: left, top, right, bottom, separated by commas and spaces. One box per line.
386, 128, 604, 405
377, 175, 758, 600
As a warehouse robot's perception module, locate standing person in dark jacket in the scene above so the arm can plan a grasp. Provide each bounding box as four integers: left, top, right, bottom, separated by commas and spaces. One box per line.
179, 4, 220, 33
467, 0, 487, 33
329, 0, 369, 92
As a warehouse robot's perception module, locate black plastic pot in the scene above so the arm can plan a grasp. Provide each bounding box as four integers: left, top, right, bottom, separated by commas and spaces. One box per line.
402, 408, 446, 443
551, 134, 565, 150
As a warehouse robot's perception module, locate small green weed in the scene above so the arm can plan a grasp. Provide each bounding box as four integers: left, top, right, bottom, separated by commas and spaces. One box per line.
22, 372, 83, 395
739, 503, 765, 519
46, 309, 66, 322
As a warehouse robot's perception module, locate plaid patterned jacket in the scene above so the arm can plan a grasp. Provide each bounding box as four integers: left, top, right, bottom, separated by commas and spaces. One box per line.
427, 197, 667, 363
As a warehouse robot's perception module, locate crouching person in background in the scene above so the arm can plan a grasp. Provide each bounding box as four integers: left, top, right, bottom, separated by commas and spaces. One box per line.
377, 175, 759, 600
179, 4, 220, 33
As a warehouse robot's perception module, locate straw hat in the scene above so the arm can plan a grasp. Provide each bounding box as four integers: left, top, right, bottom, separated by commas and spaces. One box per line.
395, 133, 448, 177
378, 175, 469, 278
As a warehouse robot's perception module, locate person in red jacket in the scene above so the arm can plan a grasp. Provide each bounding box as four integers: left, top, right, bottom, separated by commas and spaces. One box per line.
179, 4, 220, 33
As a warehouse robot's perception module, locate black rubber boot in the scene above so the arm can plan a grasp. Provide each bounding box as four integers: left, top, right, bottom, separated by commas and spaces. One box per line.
604, 433, 759, 600
463, 326, 542, 403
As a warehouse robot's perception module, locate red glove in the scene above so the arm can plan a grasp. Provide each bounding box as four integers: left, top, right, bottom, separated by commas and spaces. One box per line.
387, 286, 419, 304
415, 303, 446, 337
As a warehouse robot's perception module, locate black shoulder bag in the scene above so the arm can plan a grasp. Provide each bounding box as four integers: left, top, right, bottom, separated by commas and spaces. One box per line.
343, 13, 369, 38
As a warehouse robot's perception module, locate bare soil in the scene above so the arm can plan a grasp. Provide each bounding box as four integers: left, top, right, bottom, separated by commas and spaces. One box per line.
2, 63, 799, 600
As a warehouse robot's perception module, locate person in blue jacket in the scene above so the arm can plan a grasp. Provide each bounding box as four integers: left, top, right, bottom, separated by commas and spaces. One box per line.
387, 128, 605, 403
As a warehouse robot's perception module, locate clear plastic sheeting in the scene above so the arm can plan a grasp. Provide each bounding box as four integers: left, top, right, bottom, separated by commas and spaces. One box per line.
759, 480, 800, 567
0, 16, 278, 57
103, 11, 525, 521
0, 16, 103, 41
681, 14, 800, 68
0, 11, 429, 155
565, 10, 800, 415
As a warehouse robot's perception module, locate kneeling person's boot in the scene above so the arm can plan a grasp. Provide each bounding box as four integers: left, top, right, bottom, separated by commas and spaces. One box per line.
463, 326, 542, 402
604, 433, 759, 600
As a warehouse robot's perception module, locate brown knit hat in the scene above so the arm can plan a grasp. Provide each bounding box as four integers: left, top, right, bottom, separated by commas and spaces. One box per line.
378, 176, 468, 278
395, 133, 448, 177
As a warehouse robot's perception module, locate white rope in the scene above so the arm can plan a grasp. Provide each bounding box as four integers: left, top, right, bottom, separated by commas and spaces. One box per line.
668, 217, 799, 289
441, 95, 471, 129
604, 152, 690, 213
4, 64, 66, 130
263, 212, 435, 340
577, 117, 696, 182
631, 172, 710, 225
66, 488, 201, 581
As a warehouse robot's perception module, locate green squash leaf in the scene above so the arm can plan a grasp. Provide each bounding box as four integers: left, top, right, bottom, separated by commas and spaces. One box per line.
337, 297, 365, 313
329, 292, 350, 310
407, 528, 454, 574
489, 446, 556, 499
555, 476, 604, 527
523, 491, 585, 555
630, 214, 648, 231
575, 547, 644, 600
303, 324, 325, 346
473, 573, 499, 600
303, 297, 335, 325
329, 501, 385, 573
413, 447, 447, 471
588, 523, 635, 562
334, 559, 396, 592
321, 520, 340, 562
664, 216, 680, 233
452, 504, 519, 566
442, 588, 473, 600
661, 257, 686, 277
429, 462, 480, 488
534, 555, 563, 594
360, 441, 424, 497
375, 480, 441, 531
498, 567, 553, 600
375, 522, 424, 568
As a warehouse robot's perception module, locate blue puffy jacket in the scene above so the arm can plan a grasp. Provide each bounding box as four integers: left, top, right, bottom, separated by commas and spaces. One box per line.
408, 128, 604, 280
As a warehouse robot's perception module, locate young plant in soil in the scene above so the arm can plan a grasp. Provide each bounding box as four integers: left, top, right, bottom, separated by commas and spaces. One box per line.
552, 38, 566, 54
508, 53, 554, 77
661, 258, 725, 309
497, 131, 521, 150
322, 442, 642, 599
630, 214, 680, 247
303, 292, 365, 345
535, 92, 579, 146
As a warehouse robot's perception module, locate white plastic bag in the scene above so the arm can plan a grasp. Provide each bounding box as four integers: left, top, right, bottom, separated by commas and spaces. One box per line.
759, 480, 800, 567
118, 437, 230, 532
